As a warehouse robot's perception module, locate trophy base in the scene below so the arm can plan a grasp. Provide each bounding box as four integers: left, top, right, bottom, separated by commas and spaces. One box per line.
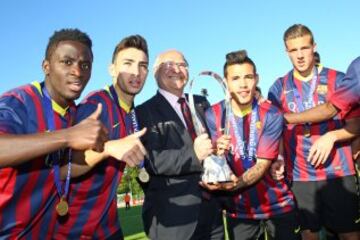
201, 155, 233, 183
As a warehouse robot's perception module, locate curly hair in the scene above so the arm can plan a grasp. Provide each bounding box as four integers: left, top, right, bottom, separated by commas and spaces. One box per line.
45, 28, 92, 60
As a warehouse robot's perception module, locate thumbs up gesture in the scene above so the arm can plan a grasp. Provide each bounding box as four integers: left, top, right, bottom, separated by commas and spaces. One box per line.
66, 103, 109, 152
104, 128, 147, 167
270, 158, 285, 181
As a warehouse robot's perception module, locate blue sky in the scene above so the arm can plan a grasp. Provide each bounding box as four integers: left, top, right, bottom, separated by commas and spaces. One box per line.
1, 0, 360, 105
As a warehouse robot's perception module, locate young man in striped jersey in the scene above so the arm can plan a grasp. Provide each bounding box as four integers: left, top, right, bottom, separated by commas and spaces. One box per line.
54, 35, 148, 239
0, 29, 109, 239
283, 56, 360, 127
202, 50, 300, 240
268, 24, 360, 240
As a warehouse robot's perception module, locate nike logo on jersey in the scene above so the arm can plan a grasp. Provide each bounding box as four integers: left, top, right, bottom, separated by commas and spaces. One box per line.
113, 122, 120, 128
283, 89, 294, 95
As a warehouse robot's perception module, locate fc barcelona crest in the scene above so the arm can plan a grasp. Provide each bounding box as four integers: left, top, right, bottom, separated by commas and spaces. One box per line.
256, 121, 262, 129
316, 84, 328, 95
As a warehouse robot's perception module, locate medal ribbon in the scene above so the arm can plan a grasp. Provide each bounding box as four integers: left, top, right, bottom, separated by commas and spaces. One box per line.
230, 100, 259, 169
42, 83, 72, 200
109, 85, 145, 168
289, 67, 319, 112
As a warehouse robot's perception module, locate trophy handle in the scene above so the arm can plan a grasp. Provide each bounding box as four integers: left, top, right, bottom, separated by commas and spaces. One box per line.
188, 77, 205, 135
188, 71, 231, 136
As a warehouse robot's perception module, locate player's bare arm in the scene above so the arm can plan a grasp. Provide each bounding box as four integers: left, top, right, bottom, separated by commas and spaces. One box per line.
0, 104, 108, 168
284, 102, 338, 124
64, 128, 147, 178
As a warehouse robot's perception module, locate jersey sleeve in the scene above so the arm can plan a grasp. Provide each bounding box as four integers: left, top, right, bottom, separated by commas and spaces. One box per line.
75, 100, 97, 123
343, 105, 360, 120
267, 79, 284, 110
330, 57, 360, 116
0, 94, 28, 134
256, 108, 284, 160
75, 93, 112, 130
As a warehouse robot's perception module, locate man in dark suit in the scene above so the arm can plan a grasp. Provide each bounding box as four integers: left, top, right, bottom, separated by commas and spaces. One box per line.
136, 50, 224, 240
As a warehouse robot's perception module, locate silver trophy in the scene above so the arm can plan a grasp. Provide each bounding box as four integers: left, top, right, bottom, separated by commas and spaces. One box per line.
188, 71, 233, 183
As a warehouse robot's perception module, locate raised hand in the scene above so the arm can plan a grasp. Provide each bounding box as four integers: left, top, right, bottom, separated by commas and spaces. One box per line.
216, 134, 231, 156
104, 128, 147, 167
270, 158, 285, 180
200, 174, 239, 191
194, 133, 213, 161
307, 132, 336, 168
66, 103, 108, 152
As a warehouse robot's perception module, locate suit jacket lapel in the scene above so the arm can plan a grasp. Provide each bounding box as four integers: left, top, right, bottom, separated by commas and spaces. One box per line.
154, 92, 187, 129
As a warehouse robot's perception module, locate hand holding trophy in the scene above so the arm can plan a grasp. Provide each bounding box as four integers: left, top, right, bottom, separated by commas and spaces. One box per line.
188, 71, 233, 183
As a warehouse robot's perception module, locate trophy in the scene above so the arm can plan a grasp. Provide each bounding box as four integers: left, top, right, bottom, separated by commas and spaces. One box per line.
188, 71, 233, 183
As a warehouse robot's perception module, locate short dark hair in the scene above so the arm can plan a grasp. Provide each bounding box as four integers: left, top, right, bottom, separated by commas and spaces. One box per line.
314, 51, 321, 64
283, 24, 314, 46
112, 35, 148, 63
45, 28, 92, 60
255, 86, 262, 94
223, 50, 257, 78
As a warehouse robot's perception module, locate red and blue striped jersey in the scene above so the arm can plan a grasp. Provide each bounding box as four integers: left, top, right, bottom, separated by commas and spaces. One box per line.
205, 100, 295, 219
0, 82, 74, 239
268, 67, 356, 181
330, 57, 360, 117
54, 86, 127, 239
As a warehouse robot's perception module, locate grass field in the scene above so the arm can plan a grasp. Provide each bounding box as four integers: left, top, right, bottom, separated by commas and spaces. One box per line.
118, 206, 329, 240
118, 206, 148, 240
118, 205, 228, 240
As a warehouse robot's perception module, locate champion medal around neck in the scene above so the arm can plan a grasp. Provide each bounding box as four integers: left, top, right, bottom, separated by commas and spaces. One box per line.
290, 66, 319, 138
53, 149, 71, 217
42, 84, 72, 217
109, 85, 150, 183
130, 109, 150, 183
56, 196, 69, 216
55, 151, 72, 216
188, 71, 233, 183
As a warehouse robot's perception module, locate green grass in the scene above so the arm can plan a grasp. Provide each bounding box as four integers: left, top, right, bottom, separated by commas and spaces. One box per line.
119, 206, 329, 240
124, 232, 148, 240
118, 206, 148, 240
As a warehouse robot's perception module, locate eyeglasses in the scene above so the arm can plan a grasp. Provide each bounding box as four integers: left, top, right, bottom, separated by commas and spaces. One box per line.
161, 61, 188, 70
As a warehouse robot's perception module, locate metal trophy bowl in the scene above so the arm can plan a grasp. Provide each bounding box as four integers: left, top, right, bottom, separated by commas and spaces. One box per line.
188, 71, 233, 183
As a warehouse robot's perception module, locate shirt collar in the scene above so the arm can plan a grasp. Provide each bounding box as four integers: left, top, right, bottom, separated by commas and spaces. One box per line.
158, 88, 186, 107
104, 85, 131, 113
293, 64, 323, 82
32, 81, 69, 117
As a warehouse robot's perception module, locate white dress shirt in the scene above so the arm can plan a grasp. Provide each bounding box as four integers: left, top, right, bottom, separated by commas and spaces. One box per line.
158, 88, 188, 128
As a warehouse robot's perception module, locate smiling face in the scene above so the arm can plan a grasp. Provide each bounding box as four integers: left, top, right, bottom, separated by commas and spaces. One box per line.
225, 63, 258, 109
154, 50, 189, 97
42, 40, 93, 107
286, 34, 316, 77
109, 47, 148, 103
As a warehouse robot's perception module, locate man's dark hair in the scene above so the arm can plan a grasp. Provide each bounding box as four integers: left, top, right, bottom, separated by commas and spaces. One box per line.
283, 24, 314, 46
45, 28, 93, 60
112, 35, 148, 63
314, 51, 321, 64
223, 50, 257, 78
255, 86, 262, 94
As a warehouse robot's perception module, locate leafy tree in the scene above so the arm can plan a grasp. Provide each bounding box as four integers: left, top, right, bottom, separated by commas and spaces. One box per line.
118, 167, 144, 200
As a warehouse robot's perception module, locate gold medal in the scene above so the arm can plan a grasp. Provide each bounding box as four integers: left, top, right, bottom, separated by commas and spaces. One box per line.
138, 168, 150, 183
56, 197, 69, 216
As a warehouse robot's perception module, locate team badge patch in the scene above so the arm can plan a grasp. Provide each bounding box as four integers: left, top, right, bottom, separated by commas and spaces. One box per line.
256, 121, 262, 129
316, 84, 328, 95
